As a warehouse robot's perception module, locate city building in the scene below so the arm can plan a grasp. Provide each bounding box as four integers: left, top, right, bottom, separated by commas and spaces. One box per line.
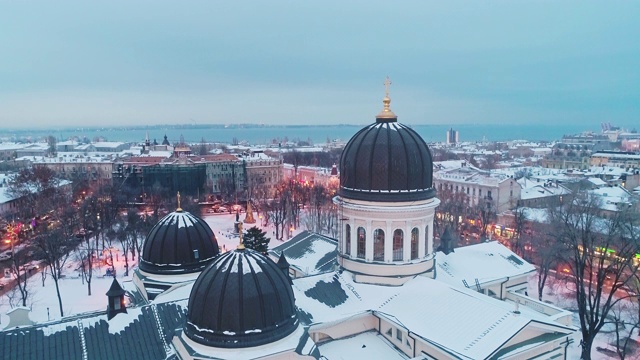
0, 143, 26, 161
446, 127, 459, 145
243, 151, 283, 198
195, 154, 246, 196
31, 154, 117, 187
590, 151, 640, 168
433, 163, 520, 213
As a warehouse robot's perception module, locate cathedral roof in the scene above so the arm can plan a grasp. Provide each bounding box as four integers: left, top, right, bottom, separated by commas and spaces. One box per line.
184, 248, 298, 348
139, 210, 219, 275
339, 113, 435, 202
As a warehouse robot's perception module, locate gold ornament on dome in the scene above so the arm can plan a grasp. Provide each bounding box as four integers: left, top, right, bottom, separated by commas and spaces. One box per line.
376, 76, 397, 119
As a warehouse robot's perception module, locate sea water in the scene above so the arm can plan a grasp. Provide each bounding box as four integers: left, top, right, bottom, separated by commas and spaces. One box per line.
0, 123, 592, 145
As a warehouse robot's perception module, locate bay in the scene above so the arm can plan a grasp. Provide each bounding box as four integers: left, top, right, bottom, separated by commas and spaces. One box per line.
0, 123, 589, 145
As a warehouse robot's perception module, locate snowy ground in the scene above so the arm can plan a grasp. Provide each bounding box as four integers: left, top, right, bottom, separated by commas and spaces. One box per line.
528, 272, 640, 359
0, 211, 636, 358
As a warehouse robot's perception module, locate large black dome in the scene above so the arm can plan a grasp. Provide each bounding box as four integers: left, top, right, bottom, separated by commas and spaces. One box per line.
139, 210, 219, 275
185, 249, 298, 348
339, 116, 435, 202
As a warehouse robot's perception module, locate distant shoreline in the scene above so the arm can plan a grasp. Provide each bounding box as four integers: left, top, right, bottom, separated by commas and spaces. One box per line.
0, 123, 599, 144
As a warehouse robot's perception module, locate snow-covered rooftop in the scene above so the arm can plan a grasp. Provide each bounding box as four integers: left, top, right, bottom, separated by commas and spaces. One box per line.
318, 331, 407, 360
293, 271, 570, 359
435, 241, 535, 290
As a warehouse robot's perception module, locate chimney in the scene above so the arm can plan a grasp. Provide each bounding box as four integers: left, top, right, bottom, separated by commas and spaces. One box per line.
5, 307, 34, 328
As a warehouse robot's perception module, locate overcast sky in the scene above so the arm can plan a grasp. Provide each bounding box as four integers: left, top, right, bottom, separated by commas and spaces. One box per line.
1, 1, 638, 129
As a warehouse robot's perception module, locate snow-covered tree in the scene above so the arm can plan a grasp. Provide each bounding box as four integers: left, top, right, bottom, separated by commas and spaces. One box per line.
243, 226, 270, 254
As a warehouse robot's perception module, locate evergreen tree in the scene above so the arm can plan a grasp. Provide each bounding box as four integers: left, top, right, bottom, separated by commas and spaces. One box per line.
243, 226, 270, 254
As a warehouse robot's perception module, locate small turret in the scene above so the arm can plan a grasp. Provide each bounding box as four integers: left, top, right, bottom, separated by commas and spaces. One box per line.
438, 227, 456, 255
106, 278, 127, 320
277, 252, 292, 284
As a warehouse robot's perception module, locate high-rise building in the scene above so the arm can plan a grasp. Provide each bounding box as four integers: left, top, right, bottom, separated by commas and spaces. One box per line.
446, 127, 459, 145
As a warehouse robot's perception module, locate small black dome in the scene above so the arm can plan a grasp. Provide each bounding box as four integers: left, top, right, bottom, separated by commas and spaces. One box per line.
139, 211, 219, 274
185, 249, 298, 348
339, 120, 435, 202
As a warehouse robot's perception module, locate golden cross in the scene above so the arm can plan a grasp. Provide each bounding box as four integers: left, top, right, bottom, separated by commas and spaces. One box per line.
384, 76, 392, 97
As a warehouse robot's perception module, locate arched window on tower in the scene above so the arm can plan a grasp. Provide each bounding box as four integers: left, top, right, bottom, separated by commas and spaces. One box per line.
357, 227, 366, 259
411, 228, 419, 260
373, 229, 385, 261
424, 225, 429, 255
345, 224, 351, 256
393, 229, 403, 261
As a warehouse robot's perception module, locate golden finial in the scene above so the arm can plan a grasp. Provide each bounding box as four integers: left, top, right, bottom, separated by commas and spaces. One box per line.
237, 222, 245, 250
376, 76, 397, 121
176, 192, 183, 212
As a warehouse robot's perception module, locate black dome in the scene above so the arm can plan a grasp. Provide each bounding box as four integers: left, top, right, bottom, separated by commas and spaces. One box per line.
185, 249, 298, 348
139, 210, 219, 274
339, 120, 435, 202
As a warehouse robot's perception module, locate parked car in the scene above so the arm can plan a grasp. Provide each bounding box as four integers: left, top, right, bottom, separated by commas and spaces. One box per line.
0, 251, 13, 261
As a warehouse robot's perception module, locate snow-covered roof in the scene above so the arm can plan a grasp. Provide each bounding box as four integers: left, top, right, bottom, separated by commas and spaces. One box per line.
269, 231, 337, 276
435, 241, 535, 289
293, 271, 571, 359
93, 141, 126, 148
589, 186, 632, 212
0, 173, 72, 204
522, 207, 549, 223
434, 167, 512, 186
519, 184, 570, 200
31, 154, 114, 163
0, 299, 187, 359
318, 331, 407, 360
0, 143, 28, 151
592, 152, 640, 160
587, 177, 607, 187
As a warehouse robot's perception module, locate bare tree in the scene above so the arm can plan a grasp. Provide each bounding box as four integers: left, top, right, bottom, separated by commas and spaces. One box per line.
304, 184, 337, 236
75, 237, 96, 296
511, 204, 527, 257
34, 227, 73, 318
610, 300, 640, 360
115, 218, 131, 277
434, 186, 471, 238
125, 209, 143, 262
471, 196, 496, 241
530, 221, 562, 301
33, 192, 77, 317
548, 189, 640, 360
266, 185, 289, 240
9, 243, 31, 308
7, 166, 63, 219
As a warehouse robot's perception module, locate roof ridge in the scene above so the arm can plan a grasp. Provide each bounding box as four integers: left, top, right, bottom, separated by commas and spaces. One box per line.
77, 318, 88, 360
150, 304, 172, 357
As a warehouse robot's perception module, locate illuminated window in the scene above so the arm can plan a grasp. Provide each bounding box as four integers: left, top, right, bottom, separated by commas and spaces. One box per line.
357, 227, 366, 259
373, 229, 385, 261
393, 229, 403, 261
